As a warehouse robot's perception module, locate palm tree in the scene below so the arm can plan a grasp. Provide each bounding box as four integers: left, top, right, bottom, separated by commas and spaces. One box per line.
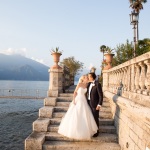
129, 0, 147, 12
100, 45, 106, 60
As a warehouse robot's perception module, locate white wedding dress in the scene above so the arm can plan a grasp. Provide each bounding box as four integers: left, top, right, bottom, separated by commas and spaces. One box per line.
58, 87, 98, 140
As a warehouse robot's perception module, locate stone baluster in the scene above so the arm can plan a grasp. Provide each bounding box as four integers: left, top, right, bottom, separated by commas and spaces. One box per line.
118, 69, 122, 85
108, 72, 110, 91
112, 72, 115, 91
122, 67, 125, 89
109, 72, 112, 91
138, 62, 146, 93
134, 63, 140, 92
124, 67, 128, 91
114, 71, 117, 89
119, 68, 123, 86
114, 71, 118, 94
144, 60, 150, 95
127, 66, 131, 91
112, 71, 115, 93
111, 71, 114, 93
130, 64, 135, 92
116, 70, 119, 87
117, 70, 121, 87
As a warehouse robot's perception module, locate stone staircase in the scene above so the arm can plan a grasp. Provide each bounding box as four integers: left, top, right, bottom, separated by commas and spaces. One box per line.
25, 92, 121, 150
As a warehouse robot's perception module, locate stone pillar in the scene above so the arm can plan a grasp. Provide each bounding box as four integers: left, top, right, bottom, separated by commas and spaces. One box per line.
47, 67, 63, 97
102, 70, 109, 91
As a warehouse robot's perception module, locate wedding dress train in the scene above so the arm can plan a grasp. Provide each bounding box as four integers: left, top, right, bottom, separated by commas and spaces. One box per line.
58, 87, 98, 140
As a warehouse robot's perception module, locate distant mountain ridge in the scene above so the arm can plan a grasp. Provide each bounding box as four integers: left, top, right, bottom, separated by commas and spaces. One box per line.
0, 54, 49, 81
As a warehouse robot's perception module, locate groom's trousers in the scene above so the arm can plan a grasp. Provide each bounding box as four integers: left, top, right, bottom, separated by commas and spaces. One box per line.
87, 100, 99, 132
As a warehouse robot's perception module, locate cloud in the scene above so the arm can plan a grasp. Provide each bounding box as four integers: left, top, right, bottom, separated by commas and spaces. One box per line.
0, 48, 27, 56
31, 57, 47, 66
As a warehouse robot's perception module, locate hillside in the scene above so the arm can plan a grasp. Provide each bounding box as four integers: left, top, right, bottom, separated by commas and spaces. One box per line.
0, 54, 49, 81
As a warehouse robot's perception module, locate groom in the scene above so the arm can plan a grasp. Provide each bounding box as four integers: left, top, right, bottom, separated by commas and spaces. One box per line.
87, 72, 103, 137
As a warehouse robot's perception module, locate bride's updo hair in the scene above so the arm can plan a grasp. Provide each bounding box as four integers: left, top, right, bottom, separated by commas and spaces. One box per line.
78, 76, 84, 83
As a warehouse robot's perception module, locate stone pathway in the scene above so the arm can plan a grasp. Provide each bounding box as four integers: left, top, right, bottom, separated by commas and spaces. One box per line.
25, 86, 121, 150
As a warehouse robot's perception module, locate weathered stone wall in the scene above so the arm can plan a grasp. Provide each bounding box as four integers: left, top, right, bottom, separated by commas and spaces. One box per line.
104, 91, 150, 150
103, 52, 150, 150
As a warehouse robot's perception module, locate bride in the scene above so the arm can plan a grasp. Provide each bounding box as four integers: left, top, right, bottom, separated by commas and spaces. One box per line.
58, 75, 98, 140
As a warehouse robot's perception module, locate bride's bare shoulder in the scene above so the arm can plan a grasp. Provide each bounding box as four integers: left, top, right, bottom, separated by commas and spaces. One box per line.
78, 83, 87, 88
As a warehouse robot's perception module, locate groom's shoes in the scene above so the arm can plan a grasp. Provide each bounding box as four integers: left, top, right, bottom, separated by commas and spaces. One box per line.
92, 132, 99, 137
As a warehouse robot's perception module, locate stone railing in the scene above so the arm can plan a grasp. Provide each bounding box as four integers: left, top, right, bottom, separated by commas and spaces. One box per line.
102, 51, 150, 150
103, 51, 150, 107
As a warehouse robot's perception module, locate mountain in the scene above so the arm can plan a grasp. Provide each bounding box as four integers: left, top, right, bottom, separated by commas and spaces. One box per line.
0, 54, 49, 81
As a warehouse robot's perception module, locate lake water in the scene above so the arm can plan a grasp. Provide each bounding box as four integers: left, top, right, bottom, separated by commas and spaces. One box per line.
0, 80, 49, 150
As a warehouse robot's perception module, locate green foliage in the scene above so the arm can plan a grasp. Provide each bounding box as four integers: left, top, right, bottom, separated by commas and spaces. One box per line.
136, 38, 150, 55
60, 56, 84, 76
112, 38, 150, 67
105, 46, 114, 54
51, 47, 63, 54
100, 45, 114, 54
112, 40, 133, 66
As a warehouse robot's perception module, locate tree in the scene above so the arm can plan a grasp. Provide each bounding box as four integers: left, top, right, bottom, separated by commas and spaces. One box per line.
112, 38, 150, 67
60, 56, 84, 76
112, 40, 133, 66
129, 0, 147, 12
100, 45, 106, 60
136, 38, 150, 56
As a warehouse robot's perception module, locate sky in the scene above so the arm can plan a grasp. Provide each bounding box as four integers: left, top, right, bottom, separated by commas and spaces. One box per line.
0, 0, 150, 75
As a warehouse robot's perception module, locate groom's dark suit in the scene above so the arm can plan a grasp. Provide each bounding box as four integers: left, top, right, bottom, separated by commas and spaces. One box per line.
87, 80, 103, 134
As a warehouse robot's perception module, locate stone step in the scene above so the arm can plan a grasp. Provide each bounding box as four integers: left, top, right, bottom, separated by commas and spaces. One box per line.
56, 102, 70, 107
59, 93, 73, 97
57, 97, 109, 102
99, 112, 113, 119
99, 126, 116, 133
48, 125, 116, 134
57, 99, 72, 102
99, 119, 114, 126
103, 97, 109, 101
100, 107, 111, 112
57, 97, 73, 101
50, 118, 62, 125
45, 132, 118, 143
54, 107, 68, 112
54, 106, 111, 113
50, 118, 114, 126
102, 102, 110, 107
56, 101, 110, 108
52, 112, 65, 118
53, 112, 113, 119
43, 141, 121, 150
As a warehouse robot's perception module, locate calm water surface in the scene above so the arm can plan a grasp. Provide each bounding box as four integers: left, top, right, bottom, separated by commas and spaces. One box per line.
0, 81, 48, 150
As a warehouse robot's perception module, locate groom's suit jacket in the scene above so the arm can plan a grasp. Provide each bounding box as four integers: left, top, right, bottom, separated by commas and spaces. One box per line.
87, 81, 103, 108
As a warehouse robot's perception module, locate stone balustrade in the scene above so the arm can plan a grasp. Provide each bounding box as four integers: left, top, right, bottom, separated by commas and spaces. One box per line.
102, 51, 150, 150
103, 51, 150, 106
